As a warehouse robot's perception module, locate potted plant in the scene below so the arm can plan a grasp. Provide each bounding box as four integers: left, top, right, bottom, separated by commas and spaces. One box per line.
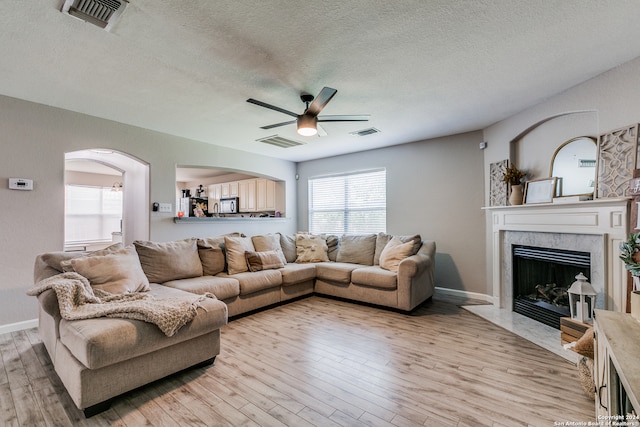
503, 165, 526, 205
619, 233, 640, 320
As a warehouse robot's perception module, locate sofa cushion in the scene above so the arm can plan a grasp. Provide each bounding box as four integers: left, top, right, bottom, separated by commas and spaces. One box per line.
315, 262, 360, 283
162, 276, 240, 300
374, 233, 421, 265
379, 237, 416, 273
278, 233, 297, 263
351, 266, 398, 289
58, 283, 227, 370
70, 246, 150, 294
216, 269, 282, 295
224, 236, 255, 275
278, 263, 317, 286
245, 249, 286, 272
295, 233, 330, 263
336, 234, 377, 265
134, 238, 203, 283
59, 243, 125, 272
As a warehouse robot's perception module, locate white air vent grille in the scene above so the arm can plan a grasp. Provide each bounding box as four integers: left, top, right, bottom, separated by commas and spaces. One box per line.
349, 127, 381, 137
62, 0, 128, 31
256, 135, 306, 148
578, 159, 596, 168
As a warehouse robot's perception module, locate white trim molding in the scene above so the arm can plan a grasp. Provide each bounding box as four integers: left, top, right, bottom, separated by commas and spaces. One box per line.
0, 318, 38, 335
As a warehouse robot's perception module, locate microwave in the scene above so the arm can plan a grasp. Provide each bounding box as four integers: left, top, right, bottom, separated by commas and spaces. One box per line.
220, 197, 239, 213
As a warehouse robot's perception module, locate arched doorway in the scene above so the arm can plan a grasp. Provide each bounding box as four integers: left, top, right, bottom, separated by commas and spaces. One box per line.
65, 149, 149, 246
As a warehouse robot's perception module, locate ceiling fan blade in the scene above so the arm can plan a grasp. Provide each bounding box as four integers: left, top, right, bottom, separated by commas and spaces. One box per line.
260, 119, 297, 130
306, 87, 337, 116
317, 124, 328, 137
317, 114, 370, 122
247, 98, 298, 118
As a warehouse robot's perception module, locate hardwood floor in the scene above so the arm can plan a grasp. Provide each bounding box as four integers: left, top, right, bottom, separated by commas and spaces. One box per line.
1, 295, 595, 426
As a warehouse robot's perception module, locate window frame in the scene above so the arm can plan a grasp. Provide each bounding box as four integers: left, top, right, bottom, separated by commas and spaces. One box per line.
308, 168, 386, 235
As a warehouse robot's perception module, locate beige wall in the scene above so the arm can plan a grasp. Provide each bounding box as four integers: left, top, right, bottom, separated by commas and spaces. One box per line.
483, 55, 640, 298
297, 131, 487, 295
0, 95, 297, 329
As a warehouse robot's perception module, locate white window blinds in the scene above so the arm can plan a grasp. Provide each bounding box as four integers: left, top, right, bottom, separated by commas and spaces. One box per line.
65, 185, 123, 243
308, 169, 386, 235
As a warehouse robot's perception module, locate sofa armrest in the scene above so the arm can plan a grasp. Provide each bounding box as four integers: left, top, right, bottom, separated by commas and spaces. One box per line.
396, 240, 436, 311
38, 289, 60, 318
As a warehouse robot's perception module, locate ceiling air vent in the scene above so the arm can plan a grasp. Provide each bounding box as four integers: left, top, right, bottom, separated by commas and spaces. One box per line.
256, 135, 306, 148
349, 127, 381, 137
62, 0, 129, 31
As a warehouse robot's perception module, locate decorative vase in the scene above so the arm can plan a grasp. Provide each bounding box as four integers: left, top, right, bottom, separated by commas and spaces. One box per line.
509, 184, 523, 206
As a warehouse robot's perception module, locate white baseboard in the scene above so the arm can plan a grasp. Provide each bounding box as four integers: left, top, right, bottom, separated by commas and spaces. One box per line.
435, 287, 493, 303
0, 319, 38, 335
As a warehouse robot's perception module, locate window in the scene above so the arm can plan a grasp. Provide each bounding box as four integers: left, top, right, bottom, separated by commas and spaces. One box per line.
65, 185, 123, 243
308, 169, 386, 235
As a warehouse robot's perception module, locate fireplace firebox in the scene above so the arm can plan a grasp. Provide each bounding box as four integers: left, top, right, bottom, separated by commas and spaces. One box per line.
512, 245, 591, 329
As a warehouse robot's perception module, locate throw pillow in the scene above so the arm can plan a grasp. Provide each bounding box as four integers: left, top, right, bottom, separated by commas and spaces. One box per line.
197, 244, 226, 276
295, 233, 330, 263
197, 233, 242, 276
245, 249, 286, 272
252, 234, 287, 264
224, 236, 255, 274
379, 236, 415, 272
279, 233, 297, 263
336, 234, 377, 265
374, 233, 421, 265
134, 238, 203, 283
322, 234, 340, 261
70, 246, 150, 294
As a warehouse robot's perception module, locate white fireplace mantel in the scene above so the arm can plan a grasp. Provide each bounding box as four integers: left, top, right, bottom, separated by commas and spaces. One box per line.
484, 197, 631, 312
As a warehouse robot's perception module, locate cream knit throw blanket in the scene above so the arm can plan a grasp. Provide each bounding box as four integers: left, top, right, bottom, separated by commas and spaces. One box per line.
28, 272, 214, 337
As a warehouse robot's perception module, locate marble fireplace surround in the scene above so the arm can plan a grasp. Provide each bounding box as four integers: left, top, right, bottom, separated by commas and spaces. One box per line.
486, 197, 631, 313
503, 231, 604, 312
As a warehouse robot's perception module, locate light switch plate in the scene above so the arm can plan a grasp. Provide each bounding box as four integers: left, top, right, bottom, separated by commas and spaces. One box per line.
158, 203, 172, 213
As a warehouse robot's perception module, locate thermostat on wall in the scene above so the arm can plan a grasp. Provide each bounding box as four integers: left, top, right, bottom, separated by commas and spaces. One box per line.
8, 178, 34, 191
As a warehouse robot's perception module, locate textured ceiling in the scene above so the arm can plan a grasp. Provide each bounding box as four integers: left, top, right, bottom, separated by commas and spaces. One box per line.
2, 1, 640, 162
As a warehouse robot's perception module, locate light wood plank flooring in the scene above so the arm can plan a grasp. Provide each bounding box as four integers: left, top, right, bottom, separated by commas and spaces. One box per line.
1, 295, 595, 426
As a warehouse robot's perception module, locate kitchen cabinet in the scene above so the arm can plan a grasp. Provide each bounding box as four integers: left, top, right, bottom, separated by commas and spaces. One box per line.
239, 179, 257, 212
594, 309, 639, 419
220, 182, 238, 198
208, 184, 221, 201
256, 178, 276, 211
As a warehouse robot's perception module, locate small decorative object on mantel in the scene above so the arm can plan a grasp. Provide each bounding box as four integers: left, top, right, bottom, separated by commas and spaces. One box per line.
502, 164, 526, 205
619, 232, 640, 320
567, 273, 597, 324
489, 160, 508, 206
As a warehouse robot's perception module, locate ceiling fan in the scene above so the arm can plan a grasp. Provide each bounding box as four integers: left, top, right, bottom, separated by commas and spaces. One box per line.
246, 87, 369, 137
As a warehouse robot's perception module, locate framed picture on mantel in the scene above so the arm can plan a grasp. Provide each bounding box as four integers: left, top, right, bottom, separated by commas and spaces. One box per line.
524, 177, 557, 204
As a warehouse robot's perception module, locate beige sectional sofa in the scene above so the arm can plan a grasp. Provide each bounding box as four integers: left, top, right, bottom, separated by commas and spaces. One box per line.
32, 232, 435, 417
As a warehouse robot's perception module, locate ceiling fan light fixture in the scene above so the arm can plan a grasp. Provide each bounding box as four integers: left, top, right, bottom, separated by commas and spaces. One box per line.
297, 114, 318, 136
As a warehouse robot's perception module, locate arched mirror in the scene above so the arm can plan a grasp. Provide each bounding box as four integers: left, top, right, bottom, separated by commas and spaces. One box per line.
550, 136, 597, 197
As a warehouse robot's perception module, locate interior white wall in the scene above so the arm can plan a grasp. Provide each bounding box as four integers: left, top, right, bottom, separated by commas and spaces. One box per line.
0, 95, 297, 329
483, 55, 640, 298
296, 131, 486, 295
